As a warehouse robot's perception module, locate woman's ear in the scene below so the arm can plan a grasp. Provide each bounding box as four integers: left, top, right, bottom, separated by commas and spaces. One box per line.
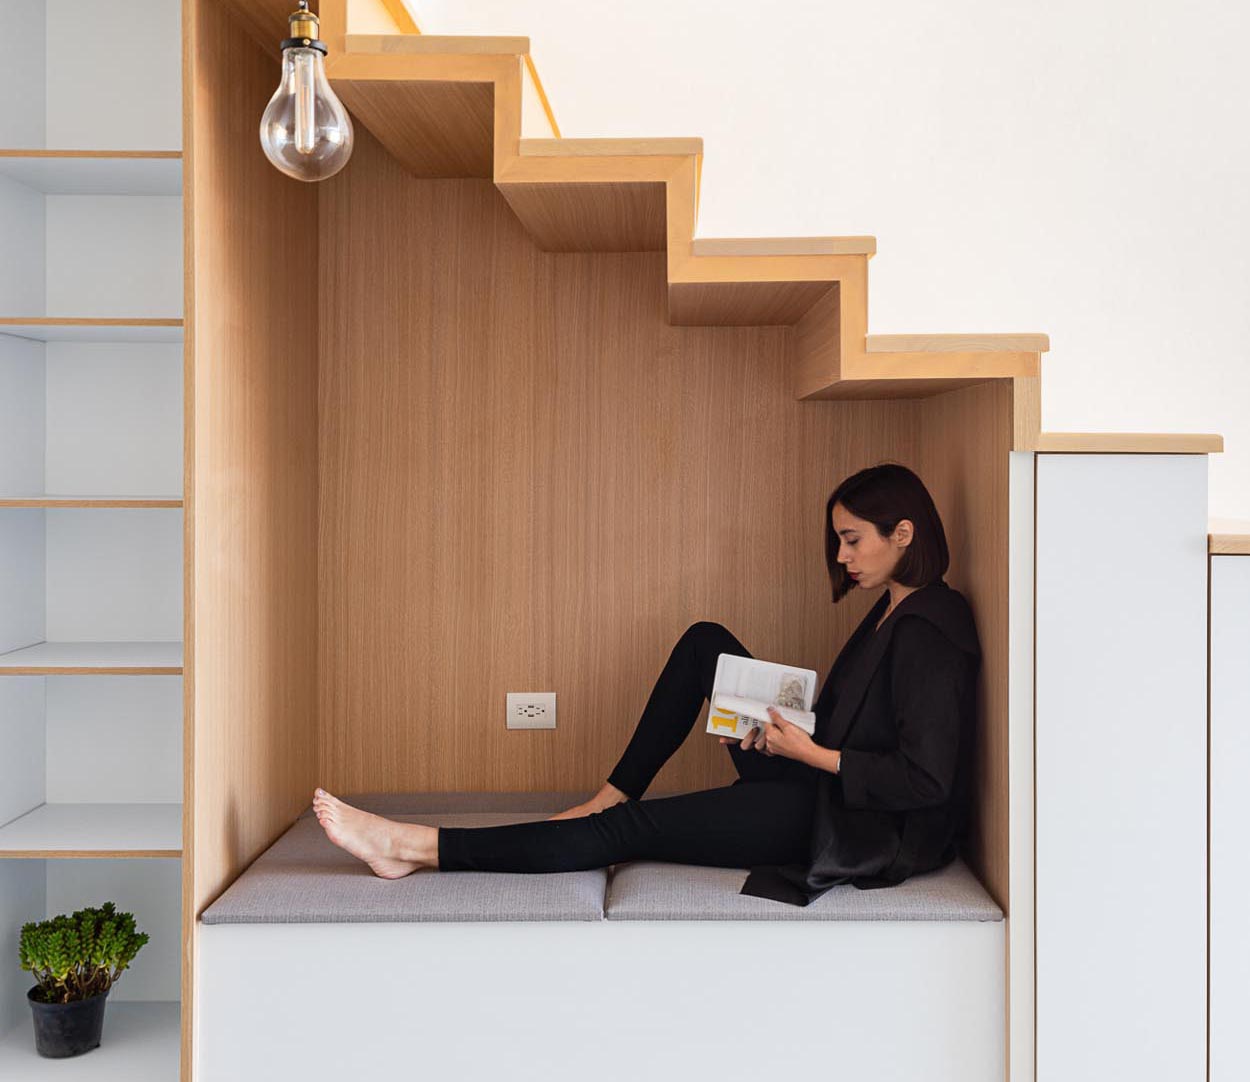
894, 518, 914, 548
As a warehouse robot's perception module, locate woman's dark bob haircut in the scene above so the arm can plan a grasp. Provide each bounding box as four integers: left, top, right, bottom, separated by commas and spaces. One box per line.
825, 463, 950, 603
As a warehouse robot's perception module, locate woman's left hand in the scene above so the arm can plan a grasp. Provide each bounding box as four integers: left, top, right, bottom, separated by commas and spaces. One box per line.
759, 707, 817, 763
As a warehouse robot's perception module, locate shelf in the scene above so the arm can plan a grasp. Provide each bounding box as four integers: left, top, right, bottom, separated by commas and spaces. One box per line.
0, 496, 183, 508
0, 150, 182, 195
0, 642, 183, 675
0, 803, 181, 858
0, 318, 183, 342
0, 1001, 180, 1077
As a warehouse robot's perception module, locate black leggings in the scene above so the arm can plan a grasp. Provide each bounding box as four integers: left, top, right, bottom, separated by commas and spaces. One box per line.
437, 622, 820, 873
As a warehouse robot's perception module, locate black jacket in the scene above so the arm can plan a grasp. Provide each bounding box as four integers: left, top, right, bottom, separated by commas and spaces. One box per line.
739, 577, 982, 907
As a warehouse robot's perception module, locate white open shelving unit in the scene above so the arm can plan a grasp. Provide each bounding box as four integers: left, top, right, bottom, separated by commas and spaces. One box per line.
0, 0, 184, 1075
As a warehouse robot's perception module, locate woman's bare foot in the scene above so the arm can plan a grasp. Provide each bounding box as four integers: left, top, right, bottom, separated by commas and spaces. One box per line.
311, 788, 437, 879
547, 781, 630, 820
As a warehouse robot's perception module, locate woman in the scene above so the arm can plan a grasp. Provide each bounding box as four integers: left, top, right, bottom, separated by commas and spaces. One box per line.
312, 462, 982, 907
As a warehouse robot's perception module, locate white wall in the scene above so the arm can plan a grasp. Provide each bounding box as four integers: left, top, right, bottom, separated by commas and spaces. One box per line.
0, 0, 181, 149
0, 862, 44, 1034
409, 0, 1249, 518
45, 0, 181, 149
0, 0, 45, 146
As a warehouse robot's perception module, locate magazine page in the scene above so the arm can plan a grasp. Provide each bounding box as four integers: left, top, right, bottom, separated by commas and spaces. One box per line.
706, 653, 818, 738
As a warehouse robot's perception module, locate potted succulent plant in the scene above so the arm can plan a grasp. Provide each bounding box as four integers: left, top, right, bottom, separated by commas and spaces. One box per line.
19, 901, 149, 1058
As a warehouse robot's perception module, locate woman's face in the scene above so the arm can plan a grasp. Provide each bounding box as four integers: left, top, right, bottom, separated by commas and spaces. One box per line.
831, 501, 913, 590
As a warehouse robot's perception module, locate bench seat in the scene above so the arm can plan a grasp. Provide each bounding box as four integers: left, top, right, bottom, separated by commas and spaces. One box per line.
200, 790, 1003, 924
197, 792, 1006, 1082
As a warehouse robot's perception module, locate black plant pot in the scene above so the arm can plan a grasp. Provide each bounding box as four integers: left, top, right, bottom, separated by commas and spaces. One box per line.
27, 986, 109, 1058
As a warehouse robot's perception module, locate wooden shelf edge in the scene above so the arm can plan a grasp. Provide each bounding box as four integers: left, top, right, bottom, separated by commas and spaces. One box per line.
0, 317, 183, 326
0, 497, 183, 507
0, 849, 182, 859
0, 803, 183, 858
1029, 432, 1224, 454
0, 661, 183, 675
0, 148, 182, 159
0, 641, 185, 675
0, 149, 182, 158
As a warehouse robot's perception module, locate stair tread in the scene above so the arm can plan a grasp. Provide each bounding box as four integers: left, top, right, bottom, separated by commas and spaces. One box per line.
519, 137, 703, 158
867, 333, 1050, 353
345, 33, 530, 55
692, 236, 876, 258
331, 14, 1062, 392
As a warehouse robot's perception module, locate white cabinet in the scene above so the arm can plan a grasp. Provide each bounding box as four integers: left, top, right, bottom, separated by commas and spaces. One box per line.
1035, 453, 1208, 1081
1211, 553, 1250, 1082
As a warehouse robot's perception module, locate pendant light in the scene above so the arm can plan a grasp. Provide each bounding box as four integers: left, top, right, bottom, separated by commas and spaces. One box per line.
259, 2, 354, 182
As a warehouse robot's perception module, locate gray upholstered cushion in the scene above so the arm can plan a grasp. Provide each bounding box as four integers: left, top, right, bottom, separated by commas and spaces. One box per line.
202, 791, 607, 924
201, 792, 1002, 925
291, 790, 611, 819
605, 857, 1003, 921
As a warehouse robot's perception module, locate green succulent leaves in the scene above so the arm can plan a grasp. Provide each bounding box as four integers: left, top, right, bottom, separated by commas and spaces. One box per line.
19, 901, 149, 1004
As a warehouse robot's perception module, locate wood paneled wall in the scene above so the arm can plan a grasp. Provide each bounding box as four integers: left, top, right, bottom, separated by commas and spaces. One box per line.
317, 128, 934, 797
917, 379, 1014, 911
187, 0, 319, 933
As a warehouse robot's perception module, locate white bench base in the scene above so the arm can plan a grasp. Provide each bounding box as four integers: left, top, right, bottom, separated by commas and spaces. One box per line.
198, 919, 1005, 1081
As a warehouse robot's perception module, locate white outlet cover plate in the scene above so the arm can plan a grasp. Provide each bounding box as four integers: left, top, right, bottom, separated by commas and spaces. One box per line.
506, 691, 556, 730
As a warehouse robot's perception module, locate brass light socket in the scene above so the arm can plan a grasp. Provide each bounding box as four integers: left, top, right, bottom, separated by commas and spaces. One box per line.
288, 5, 320, 43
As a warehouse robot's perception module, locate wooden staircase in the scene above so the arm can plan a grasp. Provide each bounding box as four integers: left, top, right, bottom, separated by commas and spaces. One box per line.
234, 0, 1232, 457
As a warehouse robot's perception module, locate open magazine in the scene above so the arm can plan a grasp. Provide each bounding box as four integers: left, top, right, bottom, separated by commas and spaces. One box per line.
705, 652, 818, 738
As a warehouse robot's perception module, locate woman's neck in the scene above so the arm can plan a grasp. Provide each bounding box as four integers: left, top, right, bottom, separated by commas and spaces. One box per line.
882, 581, 920, 619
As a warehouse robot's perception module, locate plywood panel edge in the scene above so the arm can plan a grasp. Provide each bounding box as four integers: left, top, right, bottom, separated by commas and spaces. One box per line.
915, 379, 1013, 910
916, 380, 1021, 1079
186, 3, 321, 1076
180, 2, 197, 1079
1010, 375, 1041, 451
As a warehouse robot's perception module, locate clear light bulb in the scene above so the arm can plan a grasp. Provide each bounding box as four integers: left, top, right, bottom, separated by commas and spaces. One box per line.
259, 4, 354, 182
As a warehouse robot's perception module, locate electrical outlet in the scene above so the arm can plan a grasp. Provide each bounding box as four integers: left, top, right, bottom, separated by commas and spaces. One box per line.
506, 692, 557, 730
